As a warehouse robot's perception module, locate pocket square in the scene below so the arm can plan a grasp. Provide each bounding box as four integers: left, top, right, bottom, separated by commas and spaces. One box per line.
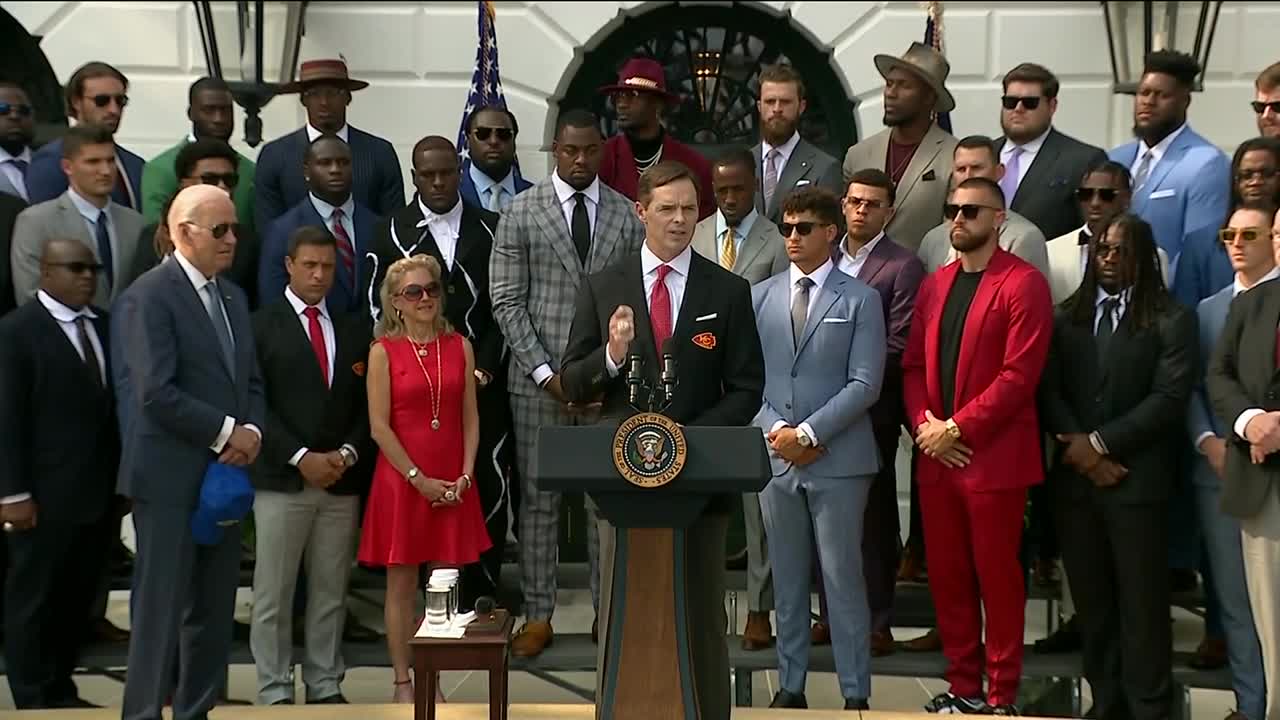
795, 179, 811, 187
1149, 189, 1176, 199
922, 170, 937, 181
821, 317, 849, 324
695, 313, 718, 322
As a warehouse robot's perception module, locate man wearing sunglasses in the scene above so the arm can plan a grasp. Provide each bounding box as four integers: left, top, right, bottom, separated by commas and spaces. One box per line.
1254, 62, 1280, 140
26, 61, 144, 212
254, 59, 403, 231
0, 237, 119, 710
460, 105, 531, 213
141, 77, 257, 234
0, 81, 34, 202
11, 125, 145, 309
995, 63, 1106, 245
903, 176, 1053, 715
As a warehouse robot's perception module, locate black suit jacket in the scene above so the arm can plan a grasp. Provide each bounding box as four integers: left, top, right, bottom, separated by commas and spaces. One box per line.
251, 299, 373, 495
560, 249, 765, 428
0, 300, 119, 523
1040, 299, 1197, 504
133, 222, 263, 309
997, 128, 1107, 242
0, 192, 27, 317
1208, 279, 1280, 518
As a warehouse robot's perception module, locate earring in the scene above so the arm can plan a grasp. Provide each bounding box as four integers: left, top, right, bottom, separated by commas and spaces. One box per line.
396, 308, 403, 320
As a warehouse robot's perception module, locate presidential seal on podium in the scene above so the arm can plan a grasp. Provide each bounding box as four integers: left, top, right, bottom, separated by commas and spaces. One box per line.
612, 412, 687, 488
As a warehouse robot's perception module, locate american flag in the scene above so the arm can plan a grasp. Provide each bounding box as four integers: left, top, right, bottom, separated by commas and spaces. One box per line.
923, 0, 953, 134
456, 0, 513, 163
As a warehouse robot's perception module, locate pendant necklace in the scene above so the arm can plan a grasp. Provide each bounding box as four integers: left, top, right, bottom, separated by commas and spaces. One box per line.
635, 144, 663, 174
409, 334, 443, 430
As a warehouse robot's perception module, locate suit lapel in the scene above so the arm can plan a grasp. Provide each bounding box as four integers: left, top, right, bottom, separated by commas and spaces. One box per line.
531, 181, 582, 276
279, 302, 328, 390
855, 240, 891, 286
796, 274, 843, 356
168, 261, 234, 381
672, 255, 711, 354
624, 260, 659, 378
1013, 130, 1062, 210
35, 305, 103, 391
954, 258, 1007, 402
770, 141, 814, 217
1142, 133, 1191, 198
735, 217, 772, 273
896, 125, 946, 209
589, 191, 628, 273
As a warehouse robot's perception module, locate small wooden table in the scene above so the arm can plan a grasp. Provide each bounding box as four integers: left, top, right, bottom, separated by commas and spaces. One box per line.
409, 609, 515, 720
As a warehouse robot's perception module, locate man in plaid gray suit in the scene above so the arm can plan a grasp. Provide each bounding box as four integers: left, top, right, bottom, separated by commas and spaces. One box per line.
490, 109, 644, 657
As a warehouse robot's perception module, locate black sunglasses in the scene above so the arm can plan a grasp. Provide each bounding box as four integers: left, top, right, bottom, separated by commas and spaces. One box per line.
89, 93, 128, 109
397, 282, 443, 301
48, 261, 103, 274
1251, 101, 1280, 115
1076, 187, 1119, 202
182, 221, 238, 239
191, 172, 240, 189
0, 102, 33, 118
943, 203, 998, 220
473, 126, 514, 142
1001, 95, 1042, 111
778, 221, 831, 237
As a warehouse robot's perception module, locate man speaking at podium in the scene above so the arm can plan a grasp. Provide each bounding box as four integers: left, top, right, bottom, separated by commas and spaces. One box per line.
560, 160, 765, 718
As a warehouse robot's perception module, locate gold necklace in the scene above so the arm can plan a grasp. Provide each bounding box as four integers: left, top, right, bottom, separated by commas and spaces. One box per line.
408, 336, 443, 430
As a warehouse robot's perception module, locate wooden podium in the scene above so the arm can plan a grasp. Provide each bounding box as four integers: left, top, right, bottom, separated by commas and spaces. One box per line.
536, 423, 769, 720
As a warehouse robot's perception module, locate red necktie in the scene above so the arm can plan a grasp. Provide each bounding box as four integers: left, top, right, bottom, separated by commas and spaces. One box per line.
650, 264, 673, 355
330, 208, 356, 287
304, 306, 329, 386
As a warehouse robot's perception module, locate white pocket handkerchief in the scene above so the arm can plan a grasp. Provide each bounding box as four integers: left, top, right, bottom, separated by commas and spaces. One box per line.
795, 179, 811, 187
1149, 189, 1176, 200
821, 317, 849, 324
695, 313, 718, 322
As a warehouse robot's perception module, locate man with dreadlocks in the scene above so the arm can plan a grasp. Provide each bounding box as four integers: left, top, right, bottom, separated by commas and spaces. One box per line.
1040, 212, 1197, 720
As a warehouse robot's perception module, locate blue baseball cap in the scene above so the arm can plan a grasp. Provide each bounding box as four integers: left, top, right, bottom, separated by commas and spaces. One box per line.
191, 462, 254, 546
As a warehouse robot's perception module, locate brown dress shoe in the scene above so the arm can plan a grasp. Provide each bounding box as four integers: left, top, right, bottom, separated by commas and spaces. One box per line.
898, 627, 942, 652
741, 611, 774, 650
897, 546, 926, 582
870, 629, 896, 657
810, 622, 831, 646
511, 621, 554, 658
1189, 635, 1228, 670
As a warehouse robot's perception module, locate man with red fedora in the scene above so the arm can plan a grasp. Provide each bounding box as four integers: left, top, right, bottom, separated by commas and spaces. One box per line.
254, 58, 403, 232
598, 57, 715, 221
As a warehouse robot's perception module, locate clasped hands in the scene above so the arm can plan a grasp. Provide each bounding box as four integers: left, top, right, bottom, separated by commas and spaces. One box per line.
1244, 411, 1280, 465
218, 424, 261, 466
914, 410, 972, 468
298, 451, 349, 489
409, 473, 472, 508
1056, 432, 1127, 488
767, 426, 823, 466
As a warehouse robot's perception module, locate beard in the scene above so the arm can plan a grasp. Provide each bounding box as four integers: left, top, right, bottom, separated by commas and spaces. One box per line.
762, 117, 797, 146
0, 134, 31, 156
1001, 117, 1049, 145
1133, 115, 1182, 146
949, 227, 989, 254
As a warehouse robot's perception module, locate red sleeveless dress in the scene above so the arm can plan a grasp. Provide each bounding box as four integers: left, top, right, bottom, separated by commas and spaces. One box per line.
357, 334, 492, 567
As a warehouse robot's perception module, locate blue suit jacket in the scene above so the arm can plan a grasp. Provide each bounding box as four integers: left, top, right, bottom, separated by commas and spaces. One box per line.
111, 258, 265, 509
1173, 229, 1234, 308
253, 126, 402, 231
459, 160, 532, 211
751, 267, 886, 480
258, 196, 376, 313
1108, 126, 1229, 291
26, 138, 145, 210
1187, 283, 1234, 488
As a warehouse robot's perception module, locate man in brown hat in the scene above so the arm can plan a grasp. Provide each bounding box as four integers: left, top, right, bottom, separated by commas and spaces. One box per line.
842, 42, 958, 255
598, 57, 716, 221
254, 58, 403, 231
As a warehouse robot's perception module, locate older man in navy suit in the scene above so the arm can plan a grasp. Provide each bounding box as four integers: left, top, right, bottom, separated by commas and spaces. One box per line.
115, 184, 265, 720
259, 136, 375, 314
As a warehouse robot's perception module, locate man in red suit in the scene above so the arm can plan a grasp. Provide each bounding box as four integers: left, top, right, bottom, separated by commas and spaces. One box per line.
597, 57, 715, 221
902, 176, 1054, 715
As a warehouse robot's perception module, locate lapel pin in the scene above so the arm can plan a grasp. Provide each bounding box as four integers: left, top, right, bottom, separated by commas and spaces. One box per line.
693, 332, 716, 350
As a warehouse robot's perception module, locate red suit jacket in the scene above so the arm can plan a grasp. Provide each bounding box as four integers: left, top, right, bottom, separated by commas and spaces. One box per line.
903, 248, 1054, 492
599, 133, 716, 221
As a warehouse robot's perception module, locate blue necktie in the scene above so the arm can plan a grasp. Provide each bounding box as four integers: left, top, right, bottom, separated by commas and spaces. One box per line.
95, 210, 114, 290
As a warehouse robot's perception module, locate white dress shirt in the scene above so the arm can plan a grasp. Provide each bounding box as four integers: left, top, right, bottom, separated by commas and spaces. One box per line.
533, 172, 603, 386
604, 243, 693, 377
762, 131, 802, 178
281, 287, 358, 467
418, 195, 463, 271
714, 208, 758, 258
310, 193, 356, 244
1131, 123, 1188, 183
67, 187, 118, 271
469, 163, 517, 212
0, 145, 31, 200
307, 124, 350, 143
1000, 127, 1050, 194
173, 249, 260, 452
770, 259, 835, 445
1227, 267, 1280, 442
838, 232, 885, 279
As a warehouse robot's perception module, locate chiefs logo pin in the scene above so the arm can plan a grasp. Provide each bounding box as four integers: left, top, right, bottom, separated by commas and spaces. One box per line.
352, 361, 367, 377
692, 332, 716, 350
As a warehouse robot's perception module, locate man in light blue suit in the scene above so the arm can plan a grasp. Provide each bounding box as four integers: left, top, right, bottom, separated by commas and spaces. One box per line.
1187, 205, 1274, 720
751, 186, 886, 711
1107, 50, 1230, 298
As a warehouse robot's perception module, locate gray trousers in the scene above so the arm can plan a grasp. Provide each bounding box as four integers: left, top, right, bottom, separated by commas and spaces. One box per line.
741, 493, 774, 612
1241, 485, 1280, 720
249, 487, 359, 705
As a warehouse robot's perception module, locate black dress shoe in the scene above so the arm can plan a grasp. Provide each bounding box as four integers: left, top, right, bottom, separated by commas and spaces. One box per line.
1033, 616, 1081, 654
845, 697, 870, 710
769, 690, 808, 709
310, 693, 348, 704
49, 696, 101, 709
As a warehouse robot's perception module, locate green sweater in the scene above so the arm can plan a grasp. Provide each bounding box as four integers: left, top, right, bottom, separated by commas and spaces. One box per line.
141, 138, 257, 232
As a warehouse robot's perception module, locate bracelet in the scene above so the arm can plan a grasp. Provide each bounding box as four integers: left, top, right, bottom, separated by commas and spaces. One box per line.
459, 473, 472, 491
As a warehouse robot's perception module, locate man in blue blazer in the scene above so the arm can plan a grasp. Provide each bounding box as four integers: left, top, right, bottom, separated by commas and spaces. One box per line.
1187, 205, 1273, 720
459, 105, 532, 212
259, 136, 375, 314
253, 59, 402, 231
114, 185, 265, 720
1107, 50, 1229, 290
26, 62, 144, 210
752, 186, 886, 711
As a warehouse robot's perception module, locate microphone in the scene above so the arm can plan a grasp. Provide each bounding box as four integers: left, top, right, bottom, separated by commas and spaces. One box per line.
627, 351, 644, 409
660, 338, 678, 405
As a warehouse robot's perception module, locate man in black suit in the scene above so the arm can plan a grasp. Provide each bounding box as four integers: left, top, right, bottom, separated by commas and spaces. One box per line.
364, 135, 512, 611
0, 238, 117, 709
115, 184, 265, 720
560, 160, 765, 719
1039, 213, 1196, 720
249, 226, 371, 705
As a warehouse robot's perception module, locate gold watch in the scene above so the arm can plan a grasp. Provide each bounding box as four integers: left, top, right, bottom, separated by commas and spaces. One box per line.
944, 418, 961, 440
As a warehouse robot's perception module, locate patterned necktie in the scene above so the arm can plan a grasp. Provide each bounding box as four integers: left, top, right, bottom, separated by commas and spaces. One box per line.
719, 228, 737, 270
763, 149, 780, 210
1133, 150, 1154, 191
650, 264, 674, 355
1000, 147, 1023, 204
792, 276, 814, 349
95, 209, 114, 291
488, 186, 506, 212
203, 282, 235, 374
303, 306, 329, 386
330, 208, 356, 289
76, 316, 103, 388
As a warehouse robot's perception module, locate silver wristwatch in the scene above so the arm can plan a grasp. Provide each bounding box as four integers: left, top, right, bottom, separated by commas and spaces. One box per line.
797, 431, 813, 448
338, 447, 356, 467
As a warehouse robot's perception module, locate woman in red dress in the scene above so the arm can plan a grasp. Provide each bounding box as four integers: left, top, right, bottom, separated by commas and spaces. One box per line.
359, 254, 491, 702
